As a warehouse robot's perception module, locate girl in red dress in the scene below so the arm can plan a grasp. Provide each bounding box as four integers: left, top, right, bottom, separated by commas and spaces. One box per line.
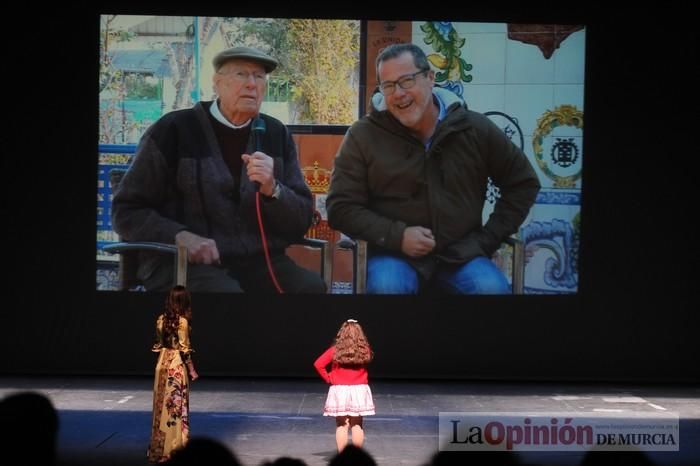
314, 319, 375, 452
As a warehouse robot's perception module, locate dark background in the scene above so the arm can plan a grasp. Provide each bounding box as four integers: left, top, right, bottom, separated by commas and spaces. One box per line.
5, 6, 697, 382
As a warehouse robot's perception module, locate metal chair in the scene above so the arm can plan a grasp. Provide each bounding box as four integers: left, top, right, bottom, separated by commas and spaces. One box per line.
103, 238, 331, 292
102, 242, 188, 290
104, 166, 331, 291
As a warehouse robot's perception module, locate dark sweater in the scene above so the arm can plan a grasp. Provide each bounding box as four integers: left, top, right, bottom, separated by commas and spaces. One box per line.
112, 101, 314, 278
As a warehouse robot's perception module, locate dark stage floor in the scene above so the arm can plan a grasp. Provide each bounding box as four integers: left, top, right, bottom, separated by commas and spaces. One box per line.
1, 376, 698, 465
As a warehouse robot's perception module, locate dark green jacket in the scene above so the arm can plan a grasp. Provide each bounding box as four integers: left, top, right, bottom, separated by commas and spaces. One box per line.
327, 88, 540, 279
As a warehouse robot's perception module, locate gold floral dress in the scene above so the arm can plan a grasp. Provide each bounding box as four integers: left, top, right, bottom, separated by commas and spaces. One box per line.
147, 315, 193, 463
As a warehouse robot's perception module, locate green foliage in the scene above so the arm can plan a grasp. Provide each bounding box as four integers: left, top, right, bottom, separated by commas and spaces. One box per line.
99, 15, 135, 94
99, 15, 140, 143
287, 19, 360, 124
224, 17, 292, 80
124, 74, 161, 100
225, 17, 360, 123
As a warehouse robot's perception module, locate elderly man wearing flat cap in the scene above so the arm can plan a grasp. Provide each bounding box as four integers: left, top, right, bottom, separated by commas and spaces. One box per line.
112, 46, 326, 293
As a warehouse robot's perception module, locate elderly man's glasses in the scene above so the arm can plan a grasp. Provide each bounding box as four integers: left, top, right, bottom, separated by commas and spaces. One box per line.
378, 68, 429, 96
217, 69, 268, 84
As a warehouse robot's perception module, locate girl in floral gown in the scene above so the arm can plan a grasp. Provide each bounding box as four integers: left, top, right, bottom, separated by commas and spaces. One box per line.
147, 285, 198, 463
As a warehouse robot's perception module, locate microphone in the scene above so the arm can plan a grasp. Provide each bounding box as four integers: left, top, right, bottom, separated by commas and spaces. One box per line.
252, 116, 266, 152
251, 117, 266, 190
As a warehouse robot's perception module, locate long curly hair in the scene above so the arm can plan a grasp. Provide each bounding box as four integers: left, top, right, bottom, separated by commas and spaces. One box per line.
162, 285, 192, 344
333, 320, 373, 366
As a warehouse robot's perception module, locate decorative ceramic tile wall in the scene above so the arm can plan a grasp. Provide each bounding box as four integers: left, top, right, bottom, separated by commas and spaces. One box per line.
412, 21, 585, 293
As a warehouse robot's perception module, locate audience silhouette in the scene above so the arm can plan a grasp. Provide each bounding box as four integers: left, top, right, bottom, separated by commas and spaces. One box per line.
0, 391, 59, 466
260, 457, 308, 466
328, 444, 377, 466
426, 450, 522, 465
162, 436, 241, 466
580, 447, 656, 465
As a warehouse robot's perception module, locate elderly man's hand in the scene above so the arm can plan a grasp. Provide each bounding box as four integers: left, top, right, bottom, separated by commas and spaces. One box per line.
242, 151, 275, 196
175, 231, 221, 265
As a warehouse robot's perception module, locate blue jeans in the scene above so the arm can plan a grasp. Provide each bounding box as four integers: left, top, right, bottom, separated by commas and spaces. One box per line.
366, 255, 511, 295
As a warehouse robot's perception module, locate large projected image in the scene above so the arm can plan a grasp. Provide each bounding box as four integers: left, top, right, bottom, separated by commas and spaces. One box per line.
97, 17, 585, 295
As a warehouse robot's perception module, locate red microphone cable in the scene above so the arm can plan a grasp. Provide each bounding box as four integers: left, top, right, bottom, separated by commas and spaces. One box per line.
255, 190, 284, 294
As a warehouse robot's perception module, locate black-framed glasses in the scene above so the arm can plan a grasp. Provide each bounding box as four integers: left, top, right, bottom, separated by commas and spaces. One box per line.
378, 68, 430, 96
